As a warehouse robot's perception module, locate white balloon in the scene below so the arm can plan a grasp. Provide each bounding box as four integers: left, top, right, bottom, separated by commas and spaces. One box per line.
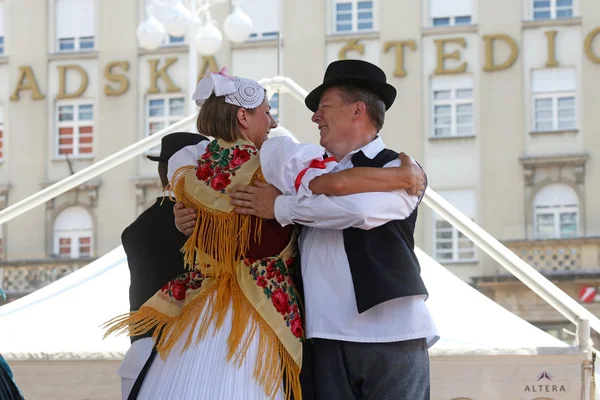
137, 16, 167, 51
195, 22, 223, 55
161, 0, 193, 37
223, 6, 253, 43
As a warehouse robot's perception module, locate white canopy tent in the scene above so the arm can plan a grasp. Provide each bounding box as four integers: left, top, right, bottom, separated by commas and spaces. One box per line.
1, 246, 594, 399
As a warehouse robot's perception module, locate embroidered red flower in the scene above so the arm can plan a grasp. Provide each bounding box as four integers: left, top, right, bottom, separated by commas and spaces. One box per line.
291, 317, 304, 338
196, 164, 214, 181
257, 276, 268, 288
211, 173, 231, 191
201, 151, 212, 160
230, 148, 251, 167
171, 282, 187, 301
272, 288, 291, 315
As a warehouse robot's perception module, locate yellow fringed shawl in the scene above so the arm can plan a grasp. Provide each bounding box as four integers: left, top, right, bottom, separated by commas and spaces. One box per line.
103, 139, 302, 400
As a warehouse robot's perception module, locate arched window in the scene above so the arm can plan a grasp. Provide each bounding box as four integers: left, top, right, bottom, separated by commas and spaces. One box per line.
534, 184, 579, 239
53, 206, 93, 258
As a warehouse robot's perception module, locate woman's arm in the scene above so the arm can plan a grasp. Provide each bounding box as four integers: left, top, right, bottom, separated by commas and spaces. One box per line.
309, 153, 425, 196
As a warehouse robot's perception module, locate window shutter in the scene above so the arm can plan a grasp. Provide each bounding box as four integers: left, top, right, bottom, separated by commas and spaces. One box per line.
434, 189, 476, 219
56, 0, 95, 39
242, 0, 279, 37
430, 0, 471, 18
532, 68, 576, 93
0, 2, 5, 37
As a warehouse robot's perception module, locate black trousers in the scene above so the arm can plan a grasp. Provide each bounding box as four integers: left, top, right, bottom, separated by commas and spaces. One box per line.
308, 337, 430, 400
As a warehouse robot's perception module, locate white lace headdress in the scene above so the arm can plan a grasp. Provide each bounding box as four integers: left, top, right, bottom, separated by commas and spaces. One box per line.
192, 67, 265, 109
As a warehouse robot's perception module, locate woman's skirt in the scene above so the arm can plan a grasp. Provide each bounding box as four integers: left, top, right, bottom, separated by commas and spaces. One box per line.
137, 301, 284, 400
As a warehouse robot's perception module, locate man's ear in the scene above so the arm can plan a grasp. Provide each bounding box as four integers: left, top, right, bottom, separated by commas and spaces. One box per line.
237, 108, 250, 129
353, 101, 368, 121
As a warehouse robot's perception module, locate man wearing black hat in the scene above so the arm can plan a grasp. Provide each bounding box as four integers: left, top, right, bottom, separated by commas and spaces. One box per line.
117, 132, 208, 400
227, 60, 438, 399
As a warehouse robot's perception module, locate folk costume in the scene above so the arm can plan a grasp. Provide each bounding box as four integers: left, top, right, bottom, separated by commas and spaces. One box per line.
104, 71, 303, 400
277, 60, 439, 399
0, 290, 25, 400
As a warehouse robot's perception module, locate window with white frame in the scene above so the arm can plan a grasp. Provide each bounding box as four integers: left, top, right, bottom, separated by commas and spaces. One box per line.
431, 76, 474, 137
146, 95, 185, 153
0, 1, 5, 55
269, 92, 279, 122
143, 1, 185, 45
56, 103, 94, 157
0, 106, 4, 161
56, 0, 95, 52
242, 0, 280, 40
430, 0, 472, 27
434, 190, 476, 262
333, 0, 374, 33
532, 68, 577, 132
533, 0, 573, 20
534, 184, 579, 239
53, 206, 94, 259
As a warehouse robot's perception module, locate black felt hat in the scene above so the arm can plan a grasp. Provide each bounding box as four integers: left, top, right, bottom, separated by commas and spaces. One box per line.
305, 60, 397, 112
147, 132, 208, 162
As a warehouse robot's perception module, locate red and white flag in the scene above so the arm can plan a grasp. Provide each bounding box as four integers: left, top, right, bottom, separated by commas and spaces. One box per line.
579, 286, 599, 303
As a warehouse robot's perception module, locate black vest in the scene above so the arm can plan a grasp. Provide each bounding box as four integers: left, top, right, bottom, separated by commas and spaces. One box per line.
343, 148, 429, 314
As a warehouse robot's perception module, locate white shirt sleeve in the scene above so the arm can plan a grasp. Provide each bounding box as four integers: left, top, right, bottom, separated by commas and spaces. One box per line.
260, 136, 338, 196
167, 141, 210, 182
274, 158, 421, 230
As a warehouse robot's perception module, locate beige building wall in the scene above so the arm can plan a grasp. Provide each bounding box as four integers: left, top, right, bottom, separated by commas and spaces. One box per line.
0, 0, 598, 339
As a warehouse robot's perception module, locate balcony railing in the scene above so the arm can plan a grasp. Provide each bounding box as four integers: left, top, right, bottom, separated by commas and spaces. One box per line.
1, 258, 96, 299
505, 237, 600, 273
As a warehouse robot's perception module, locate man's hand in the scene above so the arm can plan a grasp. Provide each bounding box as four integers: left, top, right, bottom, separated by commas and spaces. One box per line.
399, 152, 425, 197
174, 202, 197, 236
230, 182, 282, 219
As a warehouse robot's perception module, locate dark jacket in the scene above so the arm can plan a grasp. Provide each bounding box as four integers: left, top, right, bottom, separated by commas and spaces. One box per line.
121, 198, 188, 343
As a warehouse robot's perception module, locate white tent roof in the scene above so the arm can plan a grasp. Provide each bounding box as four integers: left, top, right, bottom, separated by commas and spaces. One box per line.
0, 246, 570, 360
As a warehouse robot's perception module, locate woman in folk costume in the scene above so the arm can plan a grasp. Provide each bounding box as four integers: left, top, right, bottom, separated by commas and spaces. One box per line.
104, 68, 423, 400
0, 289, 25, 400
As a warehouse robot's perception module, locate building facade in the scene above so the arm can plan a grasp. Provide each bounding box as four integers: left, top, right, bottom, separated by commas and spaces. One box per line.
0, 0, 599, 343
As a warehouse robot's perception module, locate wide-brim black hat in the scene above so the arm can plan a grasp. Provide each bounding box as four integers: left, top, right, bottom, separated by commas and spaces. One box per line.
305, 60, 397, 112
147, 132, 209, 162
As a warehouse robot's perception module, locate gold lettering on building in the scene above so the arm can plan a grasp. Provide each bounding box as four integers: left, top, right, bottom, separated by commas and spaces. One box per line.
10, 66, 45, 101
383, 40, 417, 78
197, 56, 220, 82
584, 27, 600, 64
338, 39, 365, 60
545, 30, 559, 68
104, 61, 130, 96
148, 58, 181, 94
56, 64, 89, 100
434, 38, 467, 75
482, 34, 519, 72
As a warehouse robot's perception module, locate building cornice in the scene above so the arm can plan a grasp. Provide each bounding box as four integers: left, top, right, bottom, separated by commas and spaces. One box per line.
422, 25, 479, 37
522, 17, 582, 30
47, 51, 100, 62
519, 152, 589, 168
325, 31, 380, 43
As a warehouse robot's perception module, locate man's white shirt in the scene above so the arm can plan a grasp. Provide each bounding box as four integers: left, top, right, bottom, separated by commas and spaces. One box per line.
167, 136, 438, 346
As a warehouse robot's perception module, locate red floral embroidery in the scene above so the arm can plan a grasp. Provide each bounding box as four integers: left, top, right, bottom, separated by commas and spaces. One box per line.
210, 173, 232, 191
160, 271, 205, 301
195, 140, 258, 193
230, 148, 251, 167
246, 256, 304, 340
195, 164, 214, 181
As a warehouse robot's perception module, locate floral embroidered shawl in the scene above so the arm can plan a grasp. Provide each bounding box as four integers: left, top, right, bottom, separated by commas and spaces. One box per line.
104, 139, 303, 400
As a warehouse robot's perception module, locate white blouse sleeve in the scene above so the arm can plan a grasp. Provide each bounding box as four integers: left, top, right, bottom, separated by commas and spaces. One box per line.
259, 136, 338, 197
167, 141, 210, 182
